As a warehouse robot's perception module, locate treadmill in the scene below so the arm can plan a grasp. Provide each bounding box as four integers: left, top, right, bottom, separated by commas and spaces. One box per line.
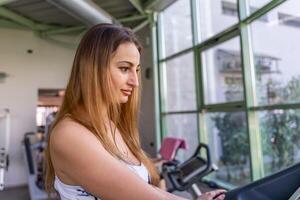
225, 162, 300, 200
162, 142, 300, 200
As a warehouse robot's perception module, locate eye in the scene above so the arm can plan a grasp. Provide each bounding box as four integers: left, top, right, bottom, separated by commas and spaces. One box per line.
119, 67, 129, 73
136, 67, 141, 73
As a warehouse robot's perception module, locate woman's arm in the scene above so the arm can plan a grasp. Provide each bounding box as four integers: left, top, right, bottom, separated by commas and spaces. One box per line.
50, 120, 186, 200
153, 186, 226, 200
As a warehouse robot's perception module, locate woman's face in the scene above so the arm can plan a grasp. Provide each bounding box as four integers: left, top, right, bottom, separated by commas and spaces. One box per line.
110, 42, 140, 104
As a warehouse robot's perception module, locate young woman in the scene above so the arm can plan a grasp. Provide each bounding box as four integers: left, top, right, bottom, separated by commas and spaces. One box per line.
44, 24, 226, 200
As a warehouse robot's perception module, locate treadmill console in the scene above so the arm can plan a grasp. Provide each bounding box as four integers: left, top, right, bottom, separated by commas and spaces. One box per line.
180, 157, 207, 178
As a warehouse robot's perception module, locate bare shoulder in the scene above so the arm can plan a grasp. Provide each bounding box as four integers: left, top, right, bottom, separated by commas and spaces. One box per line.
49, 117, 105, 180
51, 117, 91, 139
50, 117, 102, 150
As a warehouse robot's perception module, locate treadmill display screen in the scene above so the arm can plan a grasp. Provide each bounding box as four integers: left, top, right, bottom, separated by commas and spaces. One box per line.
180, 157, 207, 178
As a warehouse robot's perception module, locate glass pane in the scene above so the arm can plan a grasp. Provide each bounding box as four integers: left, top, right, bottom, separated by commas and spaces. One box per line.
202, 37, 244, 104
207, 112, 251, 186
163, 52, 196, 112
160, 0, 193, 57
197, 0, 238, 41
251, 0, 300, 105
249, 0, 272, 15
164, 114, 198, 161
259, 109, 300, 176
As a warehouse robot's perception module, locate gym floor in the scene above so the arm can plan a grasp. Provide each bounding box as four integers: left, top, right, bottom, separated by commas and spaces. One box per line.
0, 185, 30, 200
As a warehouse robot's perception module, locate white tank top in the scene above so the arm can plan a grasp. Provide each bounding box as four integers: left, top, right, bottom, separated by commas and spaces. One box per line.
54, 163, 150, 200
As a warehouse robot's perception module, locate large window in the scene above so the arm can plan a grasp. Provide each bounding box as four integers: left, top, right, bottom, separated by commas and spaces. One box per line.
207, 112, 251, 186
156, 0, 300, 188
164, 114, 199, 160
278, 13, 300, 28
248, 0, 272, 15
251, 0, 300, 105
197, 0, 238, 41
259, 109, 300, 175
202, 37, 244, 104
160, 0, 193, 58
160, 51, 197, 161
163, 52, 196, 112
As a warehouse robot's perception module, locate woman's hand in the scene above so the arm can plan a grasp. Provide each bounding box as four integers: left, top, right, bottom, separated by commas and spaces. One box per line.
197, 189, 226, 200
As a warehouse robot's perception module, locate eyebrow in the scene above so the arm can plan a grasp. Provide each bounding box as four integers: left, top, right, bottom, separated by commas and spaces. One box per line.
117, 61, 141, 68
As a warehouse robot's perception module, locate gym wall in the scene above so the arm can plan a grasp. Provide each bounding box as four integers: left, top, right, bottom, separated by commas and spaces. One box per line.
0, 27, 75, 187
135, 26, 157, 157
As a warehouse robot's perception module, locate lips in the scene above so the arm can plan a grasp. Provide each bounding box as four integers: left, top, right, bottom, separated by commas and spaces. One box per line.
121, 89, 132, 96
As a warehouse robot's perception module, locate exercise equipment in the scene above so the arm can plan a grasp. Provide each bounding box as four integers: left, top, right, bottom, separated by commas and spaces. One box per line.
162, 143, 217, 199
0, 109, 10, 191
153, 137, 187, 167
225, 162, 300, 200
162, 141, 300, 200
23, 132, 48, 200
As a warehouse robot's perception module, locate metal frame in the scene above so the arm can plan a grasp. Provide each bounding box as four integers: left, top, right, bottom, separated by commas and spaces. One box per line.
157, 12, 168, 139
118, 15, 147, 23
0, 0, 16, 6
0, 7, 60, 30
132, 19, 149, 32
129, 0, 145, 15
239, 0, 264, 181
154, 0, 291, 188
150, 12, 163, 151
0, 1, 154, 47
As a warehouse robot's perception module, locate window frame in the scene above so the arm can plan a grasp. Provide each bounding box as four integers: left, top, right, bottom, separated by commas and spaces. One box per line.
151, 0, 299, 188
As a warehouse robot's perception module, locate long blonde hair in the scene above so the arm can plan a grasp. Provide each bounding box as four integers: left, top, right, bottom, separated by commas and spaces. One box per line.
44, 24, 159, 193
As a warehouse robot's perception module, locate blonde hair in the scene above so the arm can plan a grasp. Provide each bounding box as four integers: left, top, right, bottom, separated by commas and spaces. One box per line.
44, 24, 159, 193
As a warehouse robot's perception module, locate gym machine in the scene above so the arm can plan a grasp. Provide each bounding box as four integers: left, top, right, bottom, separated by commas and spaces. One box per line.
0, 109, 10, 191
225, 162, 300, 200
23, 132, 49, 200
162, 143, 218, 199
162, 142, 300, 200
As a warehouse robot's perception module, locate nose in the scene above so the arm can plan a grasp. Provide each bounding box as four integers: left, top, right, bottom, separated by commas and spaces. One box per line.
128, 71, 139, 87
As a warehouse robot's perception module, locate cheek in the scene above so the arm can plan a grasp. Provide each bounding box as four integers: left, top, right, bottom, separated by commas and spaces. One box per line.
112, 72, 126, 88
110, 69, 120, 84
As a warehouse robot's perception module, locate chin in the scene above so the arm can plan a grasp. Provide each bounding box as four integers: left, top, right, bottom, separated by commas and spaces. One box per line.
120, 97, 129, 104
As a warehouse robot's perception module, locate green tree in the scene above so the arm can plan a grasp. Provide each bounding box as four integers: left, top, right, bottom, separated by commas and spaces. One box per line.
212, 76, 300, 184
261, 76, 300, 173
213, 112, 250, 182
261, 109, 300, 173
